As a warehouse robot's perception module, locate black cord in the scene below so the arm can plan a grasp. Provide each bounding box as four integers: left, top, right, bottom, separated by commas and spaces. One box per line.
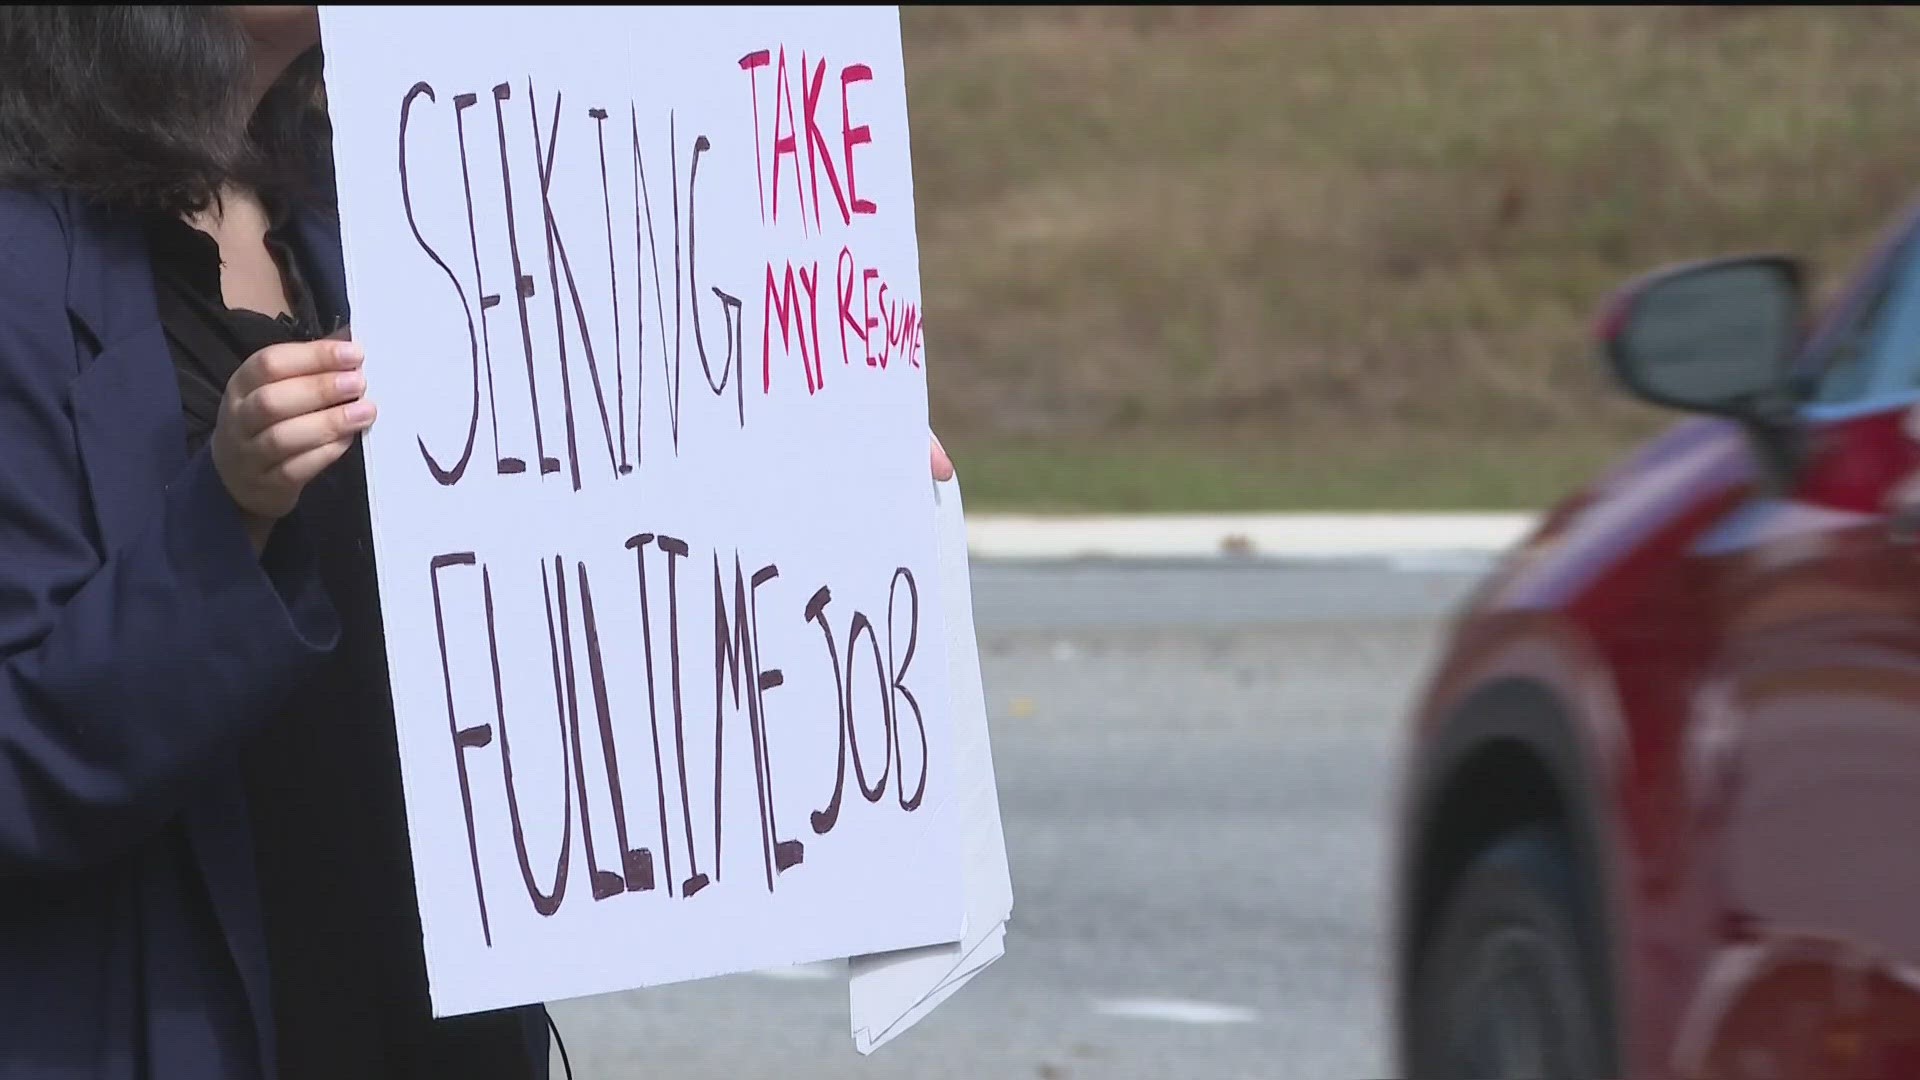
546, 1011, 575, 1080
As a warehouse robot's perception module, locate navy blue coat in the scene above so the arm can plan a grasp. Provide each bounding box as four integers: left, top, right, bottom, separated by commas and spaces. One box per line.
0, 187, 353, 1078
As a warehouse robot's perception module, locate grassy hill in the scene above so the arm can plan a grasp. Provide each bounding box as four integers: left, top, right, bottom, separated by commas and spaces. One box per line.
901, 5, 1920, 510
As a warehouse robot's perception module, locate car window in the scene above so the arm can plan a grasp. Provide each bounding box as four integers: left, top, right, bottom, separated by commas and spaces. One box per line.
1870, 245, 1920, 398
1808, 233, 1920, 410
1809, 273, 1896, 406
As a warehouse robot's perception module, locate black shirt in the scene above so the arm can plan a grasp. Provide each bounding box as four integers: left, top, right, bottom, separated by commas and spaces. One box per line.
143, 209, 545, 1078
145, 212, 330, 450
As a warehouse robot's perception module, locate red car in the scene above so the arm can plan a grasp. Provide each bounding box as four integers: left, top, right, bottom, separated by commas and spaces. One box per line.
1392, 207, 1920, 1080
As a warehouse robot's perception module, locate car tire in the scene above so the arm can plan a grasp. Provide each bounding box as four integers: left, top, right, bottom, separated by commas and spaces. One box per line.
1408, 824, 1612, 1079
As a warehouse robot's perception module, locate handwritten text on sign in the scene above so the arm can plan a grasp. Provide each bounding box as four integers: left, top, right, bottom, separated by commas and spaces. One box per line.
320, 5, 960, 1018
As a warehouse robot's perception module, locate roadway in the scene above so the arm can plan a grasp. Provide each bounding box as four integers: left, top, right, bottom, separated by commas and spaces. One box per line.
547, 559, 1488, 1079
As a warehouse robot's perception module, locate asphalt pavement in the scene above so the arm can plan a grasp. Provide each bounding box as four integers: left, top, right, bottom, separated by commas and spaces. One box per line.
546, 560, 1488, 1080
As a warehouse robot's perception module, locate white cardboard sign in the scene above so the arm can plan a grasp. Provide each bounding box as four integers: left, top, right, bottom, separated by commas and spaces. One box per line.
319, 4, 962, 1018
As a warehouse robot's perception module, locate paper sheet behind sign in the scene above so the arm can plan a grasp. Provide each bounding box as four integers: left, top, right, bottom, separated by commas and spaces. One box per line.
848, 477, 1013, 1052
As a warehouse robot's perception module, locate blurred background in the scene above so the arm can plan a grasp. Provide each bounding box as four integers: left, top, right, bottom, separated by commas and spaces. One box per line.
545, 6, 1920, 1077
911, 4, 1920, 514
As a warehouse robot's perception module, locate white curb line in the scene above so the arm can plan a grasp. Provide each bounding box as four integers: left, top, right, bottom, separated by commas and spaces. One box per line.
964, 512, 1540, 563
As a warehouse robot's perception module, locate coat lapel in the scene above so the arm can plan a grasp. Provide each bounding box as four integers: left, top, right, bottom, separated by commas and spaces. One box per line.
62, 197, 163, 354
58, 199, 186, 550
59, 194, 280, 1079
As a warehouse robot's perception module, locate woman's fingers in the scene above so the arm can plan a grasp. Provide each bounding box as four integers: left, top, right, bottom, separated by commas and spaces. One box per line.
268, 434, 358, 491
931, 432, 954, 482
248, 398, 378, 469
234, 367, 368, 438
213, 337, 375, 526
227, 338, 363, 403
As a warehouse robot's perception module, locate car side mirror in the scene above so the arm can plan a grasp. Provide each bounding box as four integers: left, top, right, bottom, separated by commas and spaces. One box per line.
1598, 254, 1805, 417
1597, 254, 1809, 482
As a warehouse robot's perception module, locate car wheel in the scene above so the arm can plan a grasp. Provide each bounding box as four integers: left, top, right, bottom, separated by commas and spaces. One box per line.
1409, 825, 1610, 1079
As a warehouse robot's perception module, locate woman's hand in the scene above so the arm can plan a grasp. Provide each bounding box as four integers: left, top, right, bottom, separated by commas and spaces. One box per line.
211, 338, 376, 550
931, 432, 954, 483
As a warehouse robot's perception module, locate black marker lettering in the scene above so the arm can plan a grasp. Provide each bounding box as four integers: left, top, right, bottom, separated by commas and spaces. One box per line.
560, 559, 625, 901
747, 562, 803, 880
712, 554, 745, 884
431, 553, 492, 946
626, 534, 675, 895
887, 568, 927, 810
491, 81, 561, 477
399, 83, 479, 486
454, 90, 523, 475
530, 84, 622, 491
806, 586, 848, 835
631, 107, 677, 453
687, 130, 747, 427
656, 534, 706, 897
489, 561, 572, 917
846, 609, 891, 804
589, 107, 632, 475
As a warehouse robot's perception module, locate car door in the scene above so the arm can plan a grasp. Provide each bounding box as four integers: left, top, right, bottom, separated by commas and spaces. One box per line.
1667, 220, 1920, 1080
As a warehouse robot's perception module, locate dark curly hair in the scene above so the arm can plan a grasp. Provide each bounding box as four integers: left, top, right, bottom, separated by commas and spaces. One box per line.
0, 6, 330, 215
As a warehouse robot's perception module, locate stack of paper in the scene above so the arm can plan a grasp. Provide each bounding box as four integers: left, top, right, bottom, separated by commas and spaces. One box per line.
847, 478, 1015, 1053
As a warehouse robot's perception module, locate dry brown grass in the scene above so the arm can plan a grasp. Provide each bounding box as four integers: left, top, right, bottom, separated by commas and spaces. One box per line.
901, 6, 1920, 508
